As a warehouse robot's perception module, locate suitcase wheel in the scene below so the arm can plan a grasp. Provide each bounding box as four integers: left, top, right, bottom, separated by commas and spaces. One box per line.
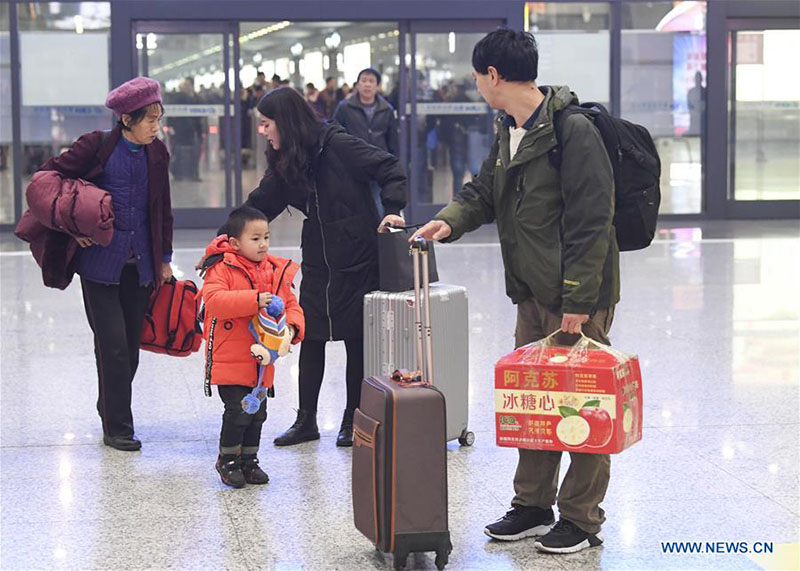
458, 430, 475, 447
435, 551, 449, 569
392, 553, 407, 571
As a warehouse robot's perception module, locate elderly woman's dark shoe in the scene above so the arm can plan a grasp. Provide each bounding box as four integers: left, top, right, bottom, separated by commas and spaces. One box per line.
103, 434, 141, 451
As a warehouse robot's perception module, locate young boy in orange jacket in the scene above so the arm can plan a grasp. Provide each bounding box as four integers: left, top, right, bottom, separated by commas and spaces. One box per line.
201, 206, 305, 488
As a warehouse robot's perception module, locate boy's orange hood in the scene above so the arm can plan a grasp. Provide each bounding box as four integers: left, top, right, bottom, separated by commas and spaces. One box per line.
205, 234, 238, 259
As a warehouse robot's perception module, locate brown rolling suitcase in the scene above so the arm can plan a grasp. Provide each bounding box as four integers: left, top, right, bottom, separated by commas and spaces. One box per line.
352, 237, 452, 570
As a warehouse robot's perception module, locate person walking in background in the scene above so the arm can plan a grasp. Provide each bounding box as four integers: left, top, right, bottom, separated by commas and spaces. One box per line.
333, 67, 399, 218
169, 77, 204, 181
337, 82, 351, 102
305, 82, 327, 119
318, 76, 339, 119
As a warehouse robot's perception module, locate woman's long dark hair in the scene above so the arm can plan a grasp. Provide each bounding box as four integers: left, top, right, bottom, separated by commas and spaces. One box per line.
257, 87, 323, 191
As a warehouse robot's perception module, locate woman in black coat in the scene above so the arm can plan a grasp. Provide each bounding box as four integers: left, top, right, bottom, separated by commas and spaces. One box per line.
245, 87, 406, 446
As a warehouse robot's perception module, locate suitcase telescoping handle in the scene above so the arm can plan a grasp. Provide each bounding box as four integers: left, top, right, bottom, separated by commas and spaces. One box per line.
410, 237, 434, 385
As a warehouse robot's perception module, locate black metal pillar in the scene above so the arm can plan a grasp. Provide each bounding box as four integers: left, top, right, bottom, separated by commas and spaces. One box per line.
610, 0, 622, 117
9, 2, 23, 222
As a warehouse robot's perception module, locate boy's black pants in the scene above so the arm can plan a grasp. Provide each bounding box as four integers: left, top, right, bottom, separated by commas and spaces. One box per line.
218, 385, 267, 455
81, 264, 152, 438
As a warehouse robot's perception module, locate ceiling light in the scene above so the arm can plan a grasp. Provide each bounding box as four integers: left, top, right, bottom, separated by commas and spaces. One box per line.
325, 32, 341, 50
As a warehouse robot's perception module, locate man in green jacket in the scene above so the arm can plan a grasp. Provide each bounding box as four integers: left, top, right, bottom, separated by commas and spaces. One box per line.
413, 29, 620, 554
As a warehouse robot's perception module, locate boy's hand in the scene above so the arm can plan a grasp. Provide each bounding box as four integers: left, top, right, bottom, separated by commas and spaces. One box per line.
258, 292, 273, 308
278, 325, 294, 357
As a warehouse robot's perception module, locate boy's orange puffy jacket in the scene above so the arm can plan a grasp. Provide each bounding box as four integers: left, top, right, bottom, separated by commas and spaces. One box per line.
201, 235, 305, 388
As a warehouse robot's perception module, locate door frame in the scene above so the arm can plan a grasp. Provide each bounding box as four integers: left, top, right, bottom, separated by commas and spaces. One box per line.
132, 20, 239, 229
705, 1, 800, 219
721, 18, 800, 218
403, 19, 504, 224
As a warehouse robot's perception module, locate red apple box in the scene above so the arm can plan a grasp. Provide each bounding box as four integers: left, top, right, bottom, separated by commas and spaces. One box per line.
494, 338, 643, 454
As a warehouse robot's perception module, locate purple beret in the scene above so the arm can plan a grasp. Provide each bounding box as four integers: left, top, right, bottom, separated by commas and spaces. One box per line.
105, 77, 162, 116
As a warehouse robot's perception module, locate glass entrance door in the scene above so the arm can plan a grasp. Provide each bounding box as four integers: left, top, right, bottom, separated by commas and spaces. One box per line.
405, 21, 502, 223
134, 21, 237, 227
727, 19, 800, 211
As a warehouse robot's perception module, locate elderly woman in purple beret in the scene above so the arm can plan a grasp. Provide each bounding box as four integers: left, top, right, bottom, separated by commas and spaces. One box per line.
39, 77, 174, 451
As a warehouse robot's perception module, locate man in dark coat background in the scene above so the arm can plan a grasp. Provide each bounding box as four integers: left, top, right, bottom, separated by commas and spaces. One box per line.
333, 67, 399, 218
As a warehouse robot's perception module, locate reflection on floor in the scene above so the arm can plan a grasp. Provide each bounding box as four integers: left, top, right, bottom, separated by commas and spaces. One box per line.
1, 220, 798, 570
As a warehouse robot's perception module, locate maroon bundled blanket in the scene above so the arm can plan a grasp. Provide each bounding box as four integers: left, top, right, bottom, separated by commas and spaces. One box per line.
14, 170, 115, 289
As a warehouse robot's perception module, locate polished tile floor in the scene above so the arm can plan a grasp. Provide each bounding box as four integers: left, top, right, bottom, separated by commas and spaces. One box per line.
1, 218, 798, 570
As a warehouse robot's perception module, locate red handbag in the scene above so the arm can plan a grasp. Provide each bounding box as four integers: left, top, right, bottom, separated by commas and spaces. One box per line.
140, 278, 202, 357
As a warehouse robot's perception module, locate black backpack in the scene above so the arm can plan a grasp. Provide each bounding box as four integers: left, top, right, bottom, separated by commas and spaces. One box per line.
549, 102, 661, 251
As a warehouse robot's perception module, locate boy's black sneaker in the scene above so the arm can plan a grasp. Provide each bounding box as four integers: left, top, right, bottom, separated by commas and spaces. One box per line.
241, 455, 269, 485
533, 519, 604, 554
216, 455, 246, 488
484, 505, 555, 541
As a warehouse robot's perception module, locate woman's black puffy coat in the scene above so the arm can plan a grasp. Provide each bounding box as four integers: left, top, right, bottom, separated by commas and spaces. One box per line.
245, 123, 407, 341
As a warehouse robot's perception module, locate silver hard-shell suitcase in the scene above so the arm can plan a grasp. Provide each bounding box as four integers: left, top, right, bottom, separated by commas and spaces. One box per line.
363, 280, 473, 446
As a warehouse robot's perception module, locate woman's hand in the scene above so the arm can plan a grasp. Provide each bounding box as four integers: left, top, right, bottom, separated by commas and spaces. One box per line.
258, 292, 273, 308
161, 263, 174, 282
75, 237, 96, 248
195, 255, 207, 272
378, 214, 405, 233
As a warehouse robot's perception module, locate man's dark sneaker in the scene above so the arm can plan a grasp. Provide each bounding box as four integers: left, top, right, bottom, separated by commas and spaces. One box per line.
241, 454, 269, 484
273, 409, 320, 446
103, 434, 142, 451
484, 506, 555, 541
533, 519, 604, 554
336, 409, 355, 447
216, 455, 246, 489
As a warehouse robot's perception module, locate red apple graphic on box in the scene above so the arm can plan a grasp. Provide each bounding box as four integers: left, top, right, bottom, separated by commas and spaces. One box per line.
556, 406, 590, 447
579, 400, 613, 448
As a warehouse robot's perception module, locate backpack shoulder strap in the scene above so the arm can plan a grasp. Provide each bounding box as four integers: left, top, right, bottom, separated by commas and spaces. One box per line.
548, 104, 591, 170
548, 103, 602, 171
199, 253, 224, 278
196, 253, 223, 323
